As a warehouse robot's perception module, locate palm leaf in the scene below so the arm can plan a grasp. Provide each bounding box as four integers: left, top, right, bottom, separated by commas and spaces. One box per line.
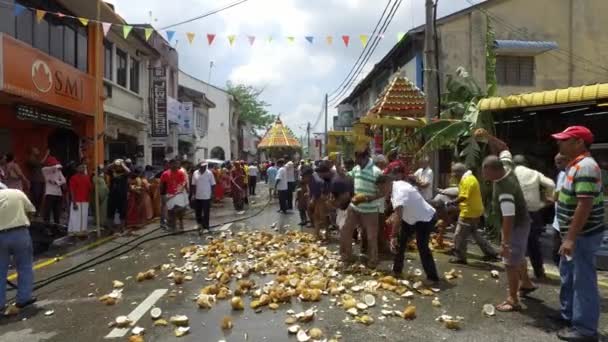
415, 120, 471, 156
460, 136, 480, 168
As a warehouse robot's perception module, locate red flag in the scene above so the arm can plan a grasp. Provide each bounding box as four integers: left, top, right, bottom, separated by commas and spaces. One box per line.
342, 35, 350, 47
207, 34, 216, 45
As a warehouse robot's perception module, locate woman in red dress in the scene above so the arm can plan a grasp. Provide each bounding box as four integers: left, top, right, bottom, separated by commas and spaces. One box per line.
230, 162, 246, 211
212, 164, 224, 202
126, 172, 146, 229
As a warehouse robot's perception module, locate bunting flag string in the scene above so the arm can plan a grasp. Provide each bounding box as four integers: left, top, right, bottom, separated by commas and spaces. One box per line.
102, 22, 112, 36
35, 9, 46, 23
207, 34, 216, 45
342, 35, 350, 47
9, 1, 409, 49
186, 32, 196, 44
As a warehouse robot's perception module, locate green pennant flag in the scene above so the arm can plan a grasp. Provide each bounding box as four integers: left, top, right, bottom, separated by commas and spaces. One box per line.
122, 25, 133, 39
397, 32, 406, 42
144, 27, 153, 41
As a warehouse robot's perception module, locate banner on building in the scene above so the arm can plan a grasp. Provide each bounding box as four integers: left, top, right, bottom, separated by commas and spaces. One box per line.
167, 96, 181, 124
151, 67, 168, 137
179, 101, 193, 135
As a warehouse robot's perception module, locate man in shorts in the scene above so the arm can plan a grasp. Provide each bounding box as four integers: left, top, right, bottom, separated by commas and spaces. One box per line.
482, 155, 531, 312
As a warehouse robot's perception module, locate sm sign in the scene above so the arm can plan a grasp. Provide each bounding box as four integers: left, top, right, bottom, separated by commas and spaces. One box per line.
0, 33, 96, 116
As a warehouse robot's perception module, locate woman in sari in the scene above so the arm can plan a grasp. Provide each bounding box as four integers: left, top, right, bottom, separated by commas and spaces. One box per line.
231, 162, 246, 211
141, 176, 154, 221
149, 176, 162, 219
126, 172, 146, 229
91, 166, 109, 228
212, 164, 224, 203
222, 163, 232, 198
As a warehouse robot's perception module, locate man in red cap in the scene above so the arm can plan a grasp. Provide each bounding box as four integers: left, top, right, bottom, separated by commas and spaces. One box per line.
552, 125, 603, 342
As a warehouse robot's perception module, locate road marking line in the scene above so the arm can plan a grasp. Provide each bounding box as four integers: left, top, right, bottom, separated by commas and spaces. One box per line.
105, 289, 168, 339
220, 223, 233, 231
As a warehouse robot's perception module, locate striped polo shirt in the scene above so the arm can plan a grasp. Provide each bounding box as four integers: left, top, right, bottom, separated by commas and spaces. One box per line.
349, 159, 383, 213
556, 154, 605, 236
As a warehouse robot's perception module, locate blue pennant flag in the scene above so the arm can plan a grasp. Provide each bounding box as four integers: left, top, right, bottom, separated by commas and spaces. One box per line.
14, 3, 26, 16
166, 30, 176, 42
305, 36, 314, 44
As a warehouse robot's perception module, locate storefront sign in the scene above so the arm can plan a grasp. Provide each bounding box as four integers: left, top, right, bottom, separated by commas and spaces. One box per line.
151, 67, 168, 137
15, 104, 72, 128
150, 136, 168, 147
179, 101, 193, 135
0, 34, 96, 116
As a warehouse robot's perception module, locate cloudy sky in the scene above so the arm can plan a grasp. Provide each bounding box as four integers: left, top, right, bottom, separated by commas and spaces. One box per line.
107, 0, 481, 137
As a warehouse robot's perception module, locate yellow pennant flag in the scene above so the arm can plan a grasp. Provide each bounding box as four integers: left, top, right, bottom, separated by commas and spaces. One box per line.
286, 36, 295, 44
78, 17, 89, 26
326, 36, 333, 45
35, 9, 46, 23
144, 28, 153, 41
360, 34, 369, 47
186, 32, 196, 45
228, 35, 237, 47
397, 32, 406, 42
122, 25, 133, 39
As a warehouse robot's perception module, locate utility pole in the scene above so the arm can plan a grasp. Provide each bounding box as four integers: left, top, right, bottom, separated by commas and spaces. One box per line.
424, 0, 438, 120
324, 94, 328, 157
306, 122, 311, 159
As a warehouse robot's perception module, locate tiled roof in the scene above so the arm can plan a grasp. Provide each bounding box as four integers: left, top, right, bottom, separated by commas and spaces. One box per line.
257, 117, 301, 148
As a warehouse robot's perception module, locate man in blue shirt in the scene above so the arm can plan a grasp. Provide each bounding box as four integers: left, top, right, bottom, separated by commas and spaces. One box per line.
266, 162, 278, 198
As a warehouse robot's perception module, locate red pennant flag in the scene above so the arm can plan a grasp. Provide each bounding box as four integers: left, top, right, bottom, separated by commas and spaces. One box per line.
207, 34, 216, 45
55, 12, 65, 18
342, 35, 350, 47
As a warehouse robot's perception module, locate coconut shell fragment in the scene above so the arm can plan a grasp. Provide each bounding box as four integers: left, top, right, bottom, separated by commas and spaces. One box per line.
403, 305, 416, 320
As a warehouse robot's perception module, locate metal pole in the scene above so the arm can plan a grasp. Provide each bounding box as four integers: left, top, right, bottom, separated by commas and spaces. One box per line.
306, 122, 311, 159
324, 94, 328, 157
94, 0, 101, 238
424, 0, 438, 120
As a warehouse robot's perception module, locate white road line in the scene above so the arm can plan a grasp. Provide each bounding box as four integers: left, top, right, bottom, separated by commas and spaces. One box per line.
105, 289, 168, 339
220, 223, 233, 231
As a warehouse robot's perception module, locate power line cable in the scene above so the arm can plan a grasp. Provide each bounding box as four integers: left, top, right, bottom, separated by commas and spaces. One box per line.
329, 0, 403, 105
158, 0, 250, 30
326, 0, 395, 98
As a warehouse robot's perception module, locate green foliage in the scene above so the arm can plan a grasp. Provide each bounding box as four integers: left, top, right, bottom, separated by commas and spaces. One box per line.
226, 82, 276, 129
485, 16, 498, 97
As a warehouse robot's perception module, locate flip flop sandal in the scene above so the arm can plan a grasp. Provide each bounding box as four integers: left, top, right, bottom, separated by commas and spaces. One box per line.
519, 286, 538, 297
496, 301, 522, 312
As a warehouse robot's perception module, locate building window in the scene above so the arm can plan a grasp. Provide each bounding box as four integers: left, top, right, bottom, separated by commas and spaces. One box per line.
76, 27, 87, 71
496, 56, 535, 86
62, 24, 75, 66
103, 40, 113, 80
15, 7, 33, 45
33, 17, 49, 53
116, 48, 127, 87
129, 57, 140, 93
49, 18, 63, 60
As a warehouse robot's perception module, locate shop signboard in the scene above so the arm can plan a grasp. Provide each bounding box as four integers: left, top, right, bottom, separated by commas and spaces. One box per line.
15, 104, 72, 128
179, 101, 193, 135
0, 34, 95, 116
151, 67, 168, 137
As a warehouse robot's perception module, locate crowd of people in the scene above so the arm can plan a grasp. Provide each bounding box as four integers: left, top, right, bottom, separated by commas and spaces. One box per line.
0, 125, 605, 340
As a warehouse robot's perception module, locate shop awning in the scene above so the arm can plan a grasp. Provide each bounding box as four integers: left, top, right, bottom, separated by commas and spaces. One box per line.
494, 40, 558, 56
478, 83, 608, 111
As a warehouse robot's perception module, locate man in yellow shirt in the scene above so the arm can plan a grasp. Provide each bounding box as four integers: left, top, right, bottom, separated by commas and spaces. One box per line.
448, 163, 498, 264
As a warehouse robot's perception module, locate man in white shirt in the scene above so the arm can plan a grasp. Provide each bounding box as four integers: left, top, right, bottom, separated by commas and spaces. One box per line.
414, 157, 434, 201
286, 161, 296, 210
191, 163, 216, 233
275, 159, 290, 213
0, 189, 37, 312
41, 157, 65, 225
382, 175, 439, 282
247, 163, 259, 196
510, 153, 555, 279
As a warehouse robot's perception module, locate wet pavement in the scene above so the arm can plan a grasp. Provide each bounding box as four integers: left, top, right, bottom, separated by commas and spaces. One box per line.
1, 185, 607, 342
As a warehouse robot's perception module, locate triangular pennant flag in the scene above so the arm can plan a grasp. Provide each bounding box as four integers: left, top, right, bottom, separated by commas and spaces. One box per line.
360, 34, 369, 47
166, 30, 176, 42
305, 36, 314, 44
102, 22, 112, 36
186, 32, 196, 44
144, 27, 153, 41
397, 32, 406, 42
342, 35, 350, 47
78, 17, 89, 26
14, 3, 26, 16
207, 34, 216, 45
287, 36, 295, 44
35, 10, 46, 23
326, 36, 333, 45
55, 12, 65, 18
247, 36, 256, 46
228, 35, 236, 47
122, 25, 133, 39
267, 36, 273, 43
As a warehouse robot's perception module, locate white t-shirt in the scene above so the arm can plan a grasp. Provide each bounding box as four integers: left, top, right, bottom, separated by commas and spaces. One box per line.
286, 163, 295, 182
248, 166, 259, 177
42, 165, 65, 196
391, 180, 436, 225
276, 167, 289, 191
192, 169, 216, 200
414, 167, 434, 200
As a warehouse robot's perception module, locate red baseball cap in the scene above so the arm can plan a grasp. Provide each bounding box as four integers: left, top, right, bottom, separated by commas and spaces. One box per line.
551, 126, 594, 144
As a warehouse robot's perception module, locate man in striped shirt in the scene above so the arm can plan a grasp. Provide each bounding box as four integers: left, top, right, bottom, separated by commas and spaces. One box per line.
552, 126, 604, 342
340, 149, 384, 269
